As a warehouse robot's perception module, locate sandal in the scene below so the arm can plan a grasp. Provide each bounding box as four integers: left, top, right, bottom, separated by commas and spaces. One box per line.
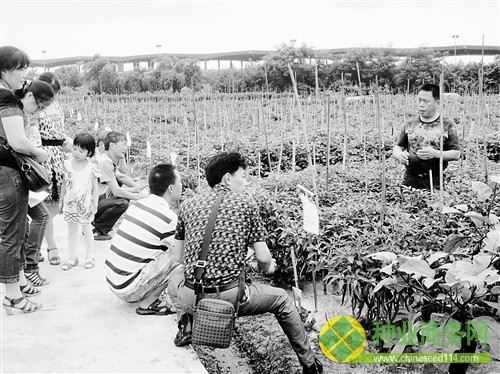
61, 257, 79, 271
136, 298, 176, 316
3, 296, 42, 315
38, 253, 45, 262
47, 248, 61, 266
25, 272, 50, 287
20, 283, 41, 297
85, 257, 95, 269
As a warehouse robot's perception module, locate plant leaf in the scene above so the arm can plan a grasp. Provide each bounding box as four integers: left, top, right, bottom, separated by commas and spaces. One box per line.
464, 211, 487, 227
490, 175, 500, 184
474, 316, 500, 359
399, 259, 435, 279
471, 181, 492, 201
442, 206, 462, 214
443, 234, 468, 254
426, 252, 448, 265
365, 252, 397, 264
372, 277, 398, 293
422, 277, 438, 288
483, 230, 500, 252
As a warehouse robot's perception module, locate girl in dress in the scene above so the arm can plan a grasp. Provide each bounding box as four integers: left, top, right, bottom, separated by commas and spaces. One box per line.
59, 133, 100, 270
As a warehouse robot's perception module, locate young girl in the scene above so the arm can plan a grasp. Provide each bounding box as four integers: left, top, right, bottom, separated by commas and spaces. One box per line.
59, 133, 100, 270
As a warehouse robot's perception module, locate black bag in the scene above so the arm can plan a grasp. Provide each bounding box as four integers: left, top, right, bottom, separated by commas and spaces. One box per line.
10, 149, 51, 192
192, 297, 236, 348
0, 138, 50, 192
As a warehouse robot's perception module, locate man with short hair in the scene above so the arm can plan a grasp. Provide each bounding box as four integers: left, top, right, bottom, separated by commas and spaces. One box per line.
93, 131, 145, 240
168, 152, 323, 374
105, 163, 181, 315
393, 83, 460, 190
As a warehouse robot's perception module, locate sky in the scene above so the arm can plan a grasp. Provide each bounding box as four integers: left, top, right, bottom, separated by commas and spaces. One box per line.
0, 0, 499, 61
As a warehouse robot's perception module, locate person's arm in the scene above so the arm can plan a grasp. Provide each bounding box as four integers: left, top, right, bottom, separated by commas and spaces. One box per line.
416, 148, 460, 161
90, 175, 99, 216
3, 116, 48, 162
117, 158, 128, 175
106, 177, 143, 200
252, 242, 276, 274
58, 176, 66, 214
392, 124, 409, 165
115, 171, 146, 192
173, 239, 185, 263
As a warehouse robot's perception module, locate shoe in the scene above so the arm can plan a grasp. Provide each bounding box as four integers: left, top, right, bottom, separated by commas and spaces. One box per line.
136, 298, 176, 316
38, 253, 45, 262
61, 257, 79, 271
174, 314, 192, 347
303, 358, 323, 374
93, 230, 112, 241
47, 248, 61, 265
20, 283, 41, 297
3, 296, 42, 315
25, 272, 49, 287
85, 257, 95, 269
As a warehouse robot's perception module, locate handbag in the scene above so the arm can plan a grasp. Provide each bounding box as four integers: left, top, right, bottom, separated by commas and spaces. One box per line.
190, 191, 245, 349
0, 138, 51, 192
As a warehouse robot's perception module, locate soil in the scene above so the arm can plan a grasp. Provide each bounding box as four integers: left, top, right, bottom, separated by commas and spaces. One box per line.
194, 279, 500, 374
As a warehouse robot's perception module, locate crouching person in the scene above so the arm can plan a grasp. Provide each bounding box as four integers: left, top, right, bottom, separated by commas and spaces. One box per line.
167, 152, 323, 374
105, 163, 182, 315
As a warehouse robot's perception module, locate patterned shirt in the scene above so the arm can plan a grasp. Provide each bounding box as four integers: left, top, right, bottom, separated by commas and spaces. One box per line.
396, 115, 460, 174
175, 184, 267, 286
105, 194, 177, 294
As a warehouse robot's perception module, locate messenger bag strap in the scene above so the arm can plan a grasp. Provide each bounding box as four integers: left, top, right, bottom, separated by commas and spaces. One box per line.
194, 190, 225, 299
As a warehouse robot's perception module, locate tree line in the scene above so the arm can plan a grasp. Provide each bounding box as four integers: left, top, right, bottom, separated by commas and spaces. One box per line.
52, 42, 500, 95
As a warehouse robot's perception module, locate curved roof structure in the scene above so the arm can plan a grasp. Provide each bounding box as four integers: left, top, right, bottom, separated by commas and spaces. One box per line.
30, 45, 500, 69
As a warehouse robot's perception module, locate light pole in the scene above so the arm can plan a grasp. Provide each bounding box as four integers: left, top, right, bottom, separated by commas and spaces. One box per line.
42, 50, 47, 71
452, 35, 459, 63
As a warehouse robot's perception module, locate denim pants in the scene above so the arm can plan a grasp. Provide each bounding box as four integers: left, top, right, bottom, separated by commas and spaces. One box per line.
25, 202, 50, 273
0, 166, 29, 283
168, 265, 315, 367
93, 195, 129, 235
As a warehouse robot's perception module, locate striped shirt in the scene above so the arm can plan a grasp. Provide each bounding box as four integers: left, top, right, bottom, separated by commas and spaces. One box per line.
105, 194, 177, 294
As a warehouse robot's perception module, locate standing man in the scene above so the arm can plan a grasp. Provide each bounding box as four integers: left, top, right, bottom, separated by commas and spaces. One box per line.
393, 83, 460, 190
168, 152, 323, 374
93, 131, 145, 240
105, 163, 181, 315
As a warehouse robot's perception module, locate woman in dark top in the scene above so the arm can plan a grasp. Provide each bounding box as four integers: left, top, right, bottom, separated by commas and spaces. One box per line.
0, 46, 52, 315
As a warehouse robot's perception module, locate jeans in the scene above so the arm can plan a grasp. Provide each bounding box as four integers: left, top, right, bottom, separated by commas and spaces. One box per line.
25, 202, 50, 273
93, 195, 129, 235
168, 265, 315, 367
0, 166, 29, 283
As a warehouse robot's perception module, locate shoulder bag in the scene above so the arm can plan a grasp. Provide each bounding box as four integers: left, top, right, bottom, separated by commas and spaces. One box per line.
0, 137, 51, 192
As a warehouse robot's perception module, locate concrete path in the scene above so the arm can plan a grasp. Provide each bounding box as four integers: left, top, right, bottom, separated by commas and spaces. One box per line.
0, 214, 208, 374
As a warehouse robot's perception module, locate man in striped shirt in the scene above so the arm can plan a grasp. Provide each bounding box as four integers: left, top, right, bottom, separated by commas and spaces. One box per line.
105, 163, 182, 315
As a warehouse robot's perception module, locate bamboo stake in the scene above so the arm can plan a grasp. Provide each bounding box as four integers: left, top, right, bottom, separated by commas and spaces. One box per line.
288, 63, 320, 310
439, 68, 445, 204
326, 97, 331, 192
480, 34, 488, 182
375, 76, 386, 225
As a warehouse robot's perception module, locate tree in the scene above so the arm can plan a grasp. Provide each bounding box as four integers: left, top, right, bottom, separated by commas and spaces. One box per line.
84, 56, 111, 93
98, 64, 119, 94
54, 66, 83, 89
394, 48, 444, 92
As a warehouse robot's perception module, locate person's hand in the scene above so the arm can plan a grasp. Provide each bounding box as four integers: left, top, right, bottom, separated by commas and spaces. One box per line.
62, 137, 73, 153
396, 150, 409, 165
35, 149, 48, 163
264, 258, 277, 275
416, 147, 437, 160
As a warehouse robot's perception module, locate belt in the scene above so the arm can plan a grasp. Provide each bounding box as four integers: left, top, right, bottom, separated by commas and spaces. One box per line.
42, 139, 65, 146
185, 279, 239, 293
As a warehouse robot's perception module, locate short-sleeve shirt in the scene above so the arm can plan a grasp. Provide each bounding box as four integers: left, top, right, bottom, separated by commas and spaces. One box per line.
97, 152, 117, 197
0, 94, 28, 170
105, 194, 177, 294
175, 184, 267, 286
395, 116, 460, 174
